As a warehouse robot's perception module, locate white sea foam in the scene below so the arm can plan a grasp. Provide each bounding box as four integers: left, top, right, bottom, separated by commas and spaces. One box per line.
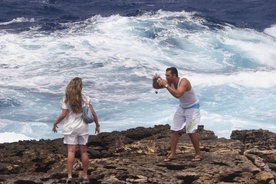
0, 17, 35, 26
0, 132, 35, 143
201, 110, 276, 138
190, 70, 276, 88
220, 26, 276, 68
0, 120, 62, 143
264, 24, 276, 38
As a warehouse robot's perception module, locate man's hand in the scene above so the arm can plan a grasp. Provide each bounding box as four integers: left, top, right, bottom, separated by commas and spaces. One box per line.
152, 73, 161, 80
159, 79, 168, 87
152, 73, 162, 89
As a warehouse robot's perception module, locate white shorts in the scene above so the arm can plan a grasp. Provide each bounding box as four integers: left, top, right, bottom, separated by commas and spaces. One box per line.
171, 106, 201, 133
63, 134, 89, 145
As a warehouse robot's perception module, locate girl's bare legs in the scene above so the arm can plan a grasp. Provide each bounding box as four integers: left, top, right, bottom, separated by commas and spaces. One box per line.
67, 145, 76, 179
79, 145, 89, 179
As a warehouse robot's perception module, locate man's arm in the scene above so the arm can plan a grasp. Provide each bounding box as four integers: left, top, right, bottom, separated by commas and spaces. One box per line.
161, 78, 189, 99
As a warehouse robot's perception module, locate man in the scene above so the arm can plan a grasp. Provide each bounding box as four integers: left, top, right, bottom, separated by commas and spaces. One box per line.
152, 67, 201, 162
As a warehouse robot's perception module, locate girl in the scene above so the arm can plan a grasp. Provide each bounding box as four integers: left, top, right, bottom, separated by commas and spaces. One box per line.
52, 77, 100, 183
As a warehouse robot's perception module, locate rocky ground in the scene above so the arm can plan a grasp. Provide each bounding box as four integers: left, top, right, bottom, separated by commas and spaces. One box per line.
0, 124, 275, 184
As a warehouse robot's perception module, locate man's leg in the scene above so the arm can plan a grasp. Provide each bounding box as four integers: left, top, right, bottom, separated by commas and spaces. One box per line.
170, 130, 179, 157
188, 133, 201, 158
164, 130, 179, 161
186, 108, 201, 160
164, 106, 184, 161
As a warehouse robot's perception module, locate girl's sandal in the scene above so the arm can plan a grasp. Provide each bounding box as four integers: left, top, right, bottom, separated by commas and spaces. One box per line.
191, 156, 202, 162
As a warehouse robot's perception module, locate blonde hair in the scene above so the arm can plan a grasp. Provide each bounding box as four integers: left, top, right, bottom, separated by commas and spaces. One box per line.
65, 77, 83, 113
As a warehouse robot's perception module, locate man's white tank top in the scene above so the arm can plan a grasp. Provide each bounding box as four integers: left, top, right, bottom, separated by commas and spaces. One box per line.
171, 77, 199, 108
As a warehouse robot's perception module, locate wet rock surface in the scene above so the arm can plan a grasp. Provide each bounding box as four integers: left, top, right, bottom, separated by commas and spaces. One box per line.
0, 125, 275, 184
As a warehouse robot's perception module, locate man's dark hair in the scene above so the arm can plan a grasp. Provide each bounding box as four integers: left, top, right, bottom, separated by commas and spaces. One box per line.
166, 67, 178, 77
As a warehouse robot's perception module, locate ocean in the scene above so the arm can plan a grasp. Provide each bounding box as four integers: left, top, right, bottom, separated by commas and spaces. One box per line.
0, 0, 275, 143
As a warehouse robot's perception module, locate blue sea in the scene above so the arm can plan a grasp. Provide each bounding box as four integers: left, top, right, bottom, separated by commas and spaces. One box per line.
0, 0, 275, 143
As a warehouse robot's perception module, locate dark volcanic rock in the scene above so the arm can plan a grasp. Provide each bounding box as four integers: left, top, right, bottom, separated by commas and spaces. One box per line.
0, 125, 275, 184
231, 129, 276, 150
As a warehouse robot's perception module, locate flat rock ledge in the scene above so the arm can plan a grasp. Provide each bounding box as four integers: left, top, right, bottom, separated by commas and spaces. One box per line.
0, 125, 275, 184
